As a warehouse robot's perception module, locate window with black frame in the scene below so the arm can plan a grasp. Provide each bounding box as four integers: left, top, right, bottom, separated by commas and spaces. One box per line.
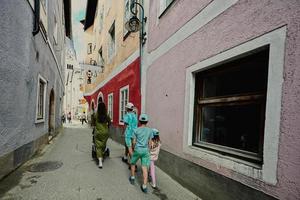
193, 46, 269, 163
87, 43, 92, 54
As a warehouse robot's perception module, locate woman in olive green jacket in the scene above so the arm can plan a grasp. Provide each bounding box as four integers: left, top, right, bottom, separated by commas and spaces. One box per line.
94, 102, 111, 168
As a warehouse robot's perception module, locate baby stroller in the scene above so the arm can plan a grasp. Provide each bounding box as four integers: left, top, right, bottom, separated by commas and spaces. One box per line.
92, 128, 110, 163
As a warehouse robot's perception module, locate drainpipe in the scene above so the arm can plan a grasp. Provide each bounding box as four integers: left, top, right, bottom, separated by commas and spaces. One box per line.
32, 0, 40, 36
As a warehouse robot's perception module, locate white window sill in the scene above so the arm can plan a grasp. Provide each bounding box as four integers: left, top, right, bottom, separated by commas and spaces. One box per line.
35, 118, 45, 124
186, 145, 262, 170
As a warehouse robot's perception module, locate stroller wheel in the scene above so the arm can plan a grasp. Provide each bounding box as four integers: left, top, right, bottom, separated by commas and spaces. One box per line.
92, 149, 96, 159
105, 148, 110, 157
92, 145, 97, 159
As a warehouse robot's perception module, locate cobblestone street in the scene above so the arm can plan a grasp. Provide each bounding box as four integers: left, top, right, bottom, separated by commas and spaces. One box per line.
0, 121, 199, 200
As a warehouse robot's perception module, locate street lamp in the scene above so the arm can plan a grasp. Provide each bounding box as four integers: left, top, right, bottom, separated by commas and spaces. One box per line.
125, 1, 146, 92
125, 1, 147, 44
125, 15, 141, 33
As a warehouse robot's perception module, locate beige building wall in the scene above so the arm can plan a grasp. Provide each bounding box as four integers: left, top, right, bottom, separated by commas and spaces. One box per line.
83, 0, 139, 93
84, 25, 95, 64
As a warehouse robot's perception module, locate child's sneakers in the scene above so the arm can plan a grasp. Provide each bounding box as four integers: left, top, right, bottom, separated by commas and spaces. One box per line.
98, 158, 103, 169
150, 182, 157, 189
122, 157, 128, 163
140, 184, 148, 193
129, 176, 135, 185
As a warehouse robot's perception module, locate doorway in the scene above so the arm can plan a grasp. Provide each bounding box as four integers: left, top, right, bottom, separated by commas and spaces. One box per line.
48, 89, 55, 140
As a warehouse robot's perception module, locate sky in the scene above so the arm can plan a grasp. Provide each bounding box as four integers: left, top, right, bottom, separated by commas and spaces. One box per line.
72, 0, 87, 62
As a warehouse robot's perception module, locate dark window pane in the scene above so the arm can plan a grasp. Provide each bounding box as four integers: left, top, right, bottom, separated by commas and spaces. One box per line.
199, 104, 262, 153
199, 48, 269, 98
193, 47, 270, 162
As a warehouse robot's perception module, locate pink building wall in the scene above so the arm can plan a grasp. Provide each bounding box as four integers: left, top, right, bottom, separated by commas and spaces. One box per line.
148, 0, 212, 52
146, 0, 300, 199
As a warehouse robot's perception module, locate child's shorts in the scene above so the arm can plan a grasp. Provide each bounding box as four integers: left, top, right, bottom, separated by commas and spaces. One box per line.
130, 148, 150, 167
125, 137, 132, 147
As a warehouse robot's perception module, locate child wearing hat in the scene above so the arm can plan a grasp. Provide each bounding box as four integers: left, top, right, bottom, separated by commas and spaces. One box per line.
149, 128, 161, 189
122, 102, 138, 164
129, 113, 153, 193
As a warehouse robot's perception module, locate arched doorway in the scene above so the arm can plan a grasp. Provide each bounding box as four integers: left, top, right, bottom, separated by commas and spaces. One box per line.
97, 91, 104, 106
48, 89, 55, 140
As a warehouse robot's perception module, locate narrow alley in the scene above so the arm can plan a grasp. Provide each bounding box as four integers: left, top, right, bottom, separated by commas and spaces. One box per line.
1, 1, 300, 199
0, 122, 199, 200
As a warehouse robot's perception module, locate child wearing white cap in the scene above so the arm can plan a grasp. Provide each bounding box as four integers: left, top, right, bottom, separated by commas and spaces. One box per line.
122, 102, 138, 164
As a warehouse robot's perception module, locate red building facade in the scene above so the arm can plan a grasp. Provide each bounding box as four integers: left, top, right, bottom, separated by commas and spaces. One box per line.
84, 57, 140, 127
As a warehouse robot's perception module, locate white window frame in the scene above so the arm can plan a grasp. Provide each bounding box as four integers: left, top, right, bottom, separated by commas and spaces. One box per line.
119, 85, 129, 125
159, 0, 174, 16
87, 43, 92, 54
183, 27, 286, 185
108, 93, 114, 122
35, 74, 47, 123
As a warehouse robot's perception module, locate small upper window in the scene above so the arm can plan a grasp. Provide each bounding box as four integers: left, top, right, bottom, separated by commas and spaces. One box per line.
87, 43, 93, 54
67, 64, 73, 70
108, 22, 116, 62
159, 0, 174, 17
